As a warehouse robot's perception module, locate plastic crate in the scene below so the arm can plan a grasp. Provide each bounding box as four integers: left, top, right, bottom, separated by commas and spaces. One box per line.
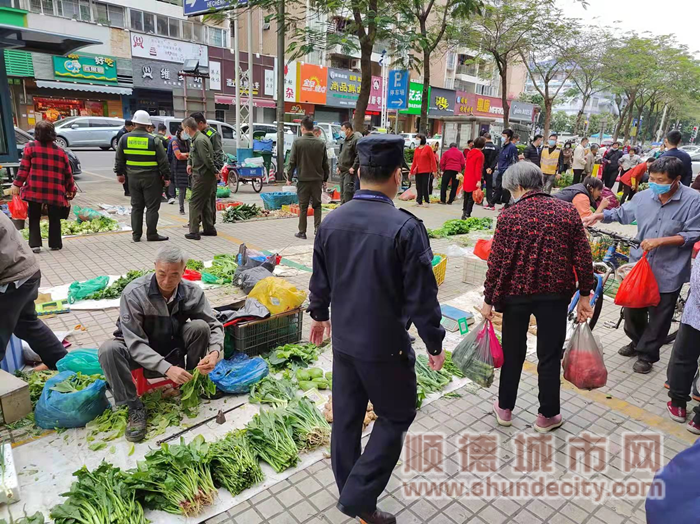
238, 166, 265, 178
432, 253, 447, 286
462, 256, 488, 287
216, 201, 244, 211
260, 192, 299, 210
237, 148, 254, 163
230, 308, 304, 357
290, 204, 314, 216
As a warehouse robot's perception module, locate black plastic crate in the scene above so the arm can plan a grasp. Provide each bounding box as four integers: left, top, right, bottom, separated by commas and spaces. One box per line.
229, 308, 304, 357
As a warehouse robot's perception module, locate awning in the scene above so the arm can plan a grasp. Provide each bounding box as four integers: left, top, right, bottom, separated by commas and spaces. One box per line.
215, 94, 276, 108
0, 24, 100, 54
36, 80, 133, 96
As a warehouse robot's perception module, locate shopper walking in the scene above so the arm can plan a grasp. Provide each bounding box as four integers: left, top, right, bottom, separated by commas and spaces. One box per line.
170, 126, 190, 215
287, 116, 330, 240
463, 137, 485, 219
439, 142, 465, 205
493, 129, 518, 204
482, 161, 595, 432
619, 157, 653, 205
618, 146, 642, 187
583, 144, 599, 178
182, 117, 217, 241
337, 121, 361, 204
12, 120, 76, 252
409, 134, 437, 206
601, 141, 623, 189
482, 133, 499, 209
572, 138, 588, 184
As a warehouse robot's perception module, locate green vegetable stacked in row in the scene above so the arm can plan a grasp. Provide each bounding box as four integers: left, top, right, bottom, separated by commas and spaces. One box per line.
209, 431, 264, 496
130, 435, 216, 517
249, 376, 297, 407
463, 358, 494, 388
23, 217, 120, 241
180, 369, 217, 418
297, 368, 332, 391
427, 217, 493, 238
50, 462, 148, 524
84, 269, 151, 300
285, 398, 331, 451
266, 343, 319, 372
221, 204, 262, 223
186, 259, 204, 271
443, 351, 465, 378
415, 354, 452, 400
245, 408, 300, 473
202, 254, 238, 284
49, 372, 104, 394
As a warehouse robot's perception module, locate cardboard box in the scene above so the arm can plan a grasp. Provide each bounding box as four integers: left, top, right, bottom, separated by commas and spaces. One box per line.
462, 256, 489, 287
0, 369, 32, 424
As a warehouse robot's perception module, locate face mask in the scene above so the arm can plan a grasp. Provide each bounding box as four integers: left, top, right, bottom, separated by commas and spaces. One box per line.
181, 131, 191, 141
548, 140, 556, 147
649, 182, 674, 195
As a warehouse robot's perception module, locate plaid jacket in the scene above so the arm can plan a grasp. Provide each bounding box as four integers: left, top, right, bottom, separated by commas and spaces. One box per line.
14, 141, 76, 207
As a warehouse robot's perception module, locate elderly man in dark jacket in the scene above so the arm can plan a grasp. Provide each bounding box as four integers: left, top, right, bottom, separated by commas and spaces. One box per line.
288, 116, 330, 239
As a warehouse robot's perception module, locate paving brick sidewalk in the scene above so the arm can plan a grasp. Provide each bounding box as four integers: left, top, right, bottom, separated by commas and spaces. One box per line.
17, 184, 698, 524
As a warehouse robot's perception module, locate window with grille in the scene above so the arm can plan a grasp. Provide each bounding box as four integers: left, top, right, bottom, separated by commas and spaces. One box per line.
130, 9, 143, 32
144, 12, 155, 34
183, 21, 193, 40
208, 27, 224, 47
168, 18, 180, 38
108, 4, 123, 27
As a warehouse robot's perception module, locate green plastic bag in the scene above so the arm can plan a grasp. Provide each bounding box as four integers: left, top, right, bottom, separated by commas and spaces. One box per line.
216, 186, 231, 198
201, 272, 228, 285
67, 276, 109, 303
73, 205, 103, 224
56, 348, 104, 375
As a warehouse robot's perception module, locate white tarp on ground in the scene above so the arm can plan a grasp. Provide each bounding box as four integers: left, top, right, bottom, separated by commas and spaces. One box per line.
1, 290, 526, 522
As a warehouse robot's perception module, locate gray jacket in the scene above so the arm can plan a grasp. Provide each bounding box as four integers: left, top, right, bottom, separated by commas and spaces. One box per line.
0, 212, 37, 286
288, 132, 330, 183
114, 274, 224, 375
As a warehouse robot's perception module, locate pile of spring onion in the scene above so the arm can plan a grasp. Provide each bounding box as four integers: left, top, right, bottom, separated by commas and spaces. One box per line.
415, 354, 452, 408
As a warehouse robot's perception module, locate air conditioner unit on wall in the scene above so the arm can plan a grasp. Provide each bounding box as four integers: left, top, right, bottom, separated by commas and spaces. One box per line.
350, 59, 360, 69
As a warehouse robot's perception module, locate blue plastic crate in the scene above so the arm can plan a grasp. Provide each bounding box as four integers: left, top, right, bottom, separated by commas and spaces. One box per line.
253, 139, 274, 152
236, 148, 254, 163
260, 192, 299, 210
238, 166, 265, 178
1, 335, 24, 373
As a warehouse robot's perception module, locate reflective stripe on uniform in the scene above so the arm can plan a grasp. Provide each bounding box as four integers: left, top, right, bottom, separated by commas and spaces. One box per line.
126, 160, 158, 166
126, 136, 150, 149
123, 149, 156, 156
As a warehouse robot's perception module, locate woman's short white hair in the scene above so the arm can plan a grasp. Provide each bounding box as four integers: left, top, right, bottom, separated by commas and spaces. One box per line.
155, 245, 188, 266
503, 162, 544, 192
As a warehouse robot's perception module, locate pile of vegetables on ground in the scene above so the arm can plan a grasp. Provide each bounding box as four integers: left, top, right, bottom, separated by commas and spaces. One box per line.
84, 270, 151, 300
427, 217, 493, 238
222, 203, 267, 222
21, 216, 119, 240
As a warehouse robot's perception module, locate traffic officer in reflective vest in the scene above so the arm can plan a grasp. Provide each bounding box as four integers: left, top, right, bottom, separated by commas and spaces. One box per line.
188, 112, 224, 228
114, 110, 171, 242
308, 134, 446, 524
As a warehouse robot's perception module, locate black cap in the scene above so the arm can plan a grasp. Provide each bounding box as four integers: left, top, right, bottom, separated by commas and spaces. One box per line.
357, 135, 405, 169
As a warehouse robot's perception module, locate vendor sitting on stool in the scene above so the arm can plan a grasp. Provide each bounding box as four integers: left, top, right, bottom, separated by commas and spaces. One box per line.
98, 245, 224, 442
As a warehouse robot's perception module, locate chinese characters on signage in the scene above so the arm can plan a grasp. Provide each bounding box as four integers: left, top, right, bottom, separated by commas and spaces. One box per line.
130, 33, 208, 66
429, 87, 456, 117
284, 62, 297, 102
325, 68, 385, 110
132, 58, 202, 90
209, 61, 221, 91
455, 92, 504, 118
225, 77, 260, 95
53, 54, 118, 84
387, 70, 409, 109
400, 82, 430, 115
298, 63, 327, 104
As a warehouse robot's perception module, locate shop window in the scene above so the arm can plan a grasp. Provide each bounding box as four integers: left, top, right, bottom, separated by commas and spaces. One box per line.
168, 18, 180, 39
156, 15, 167, 36
130, 9, 143, 32
182, 21, 193, 41
144, 12, 155, 34
108, 5, 123, 27
208, 26, 225, 47
29, 0, 41, 13
215, 109, 225, 122
79, 0, 90, 21
192, 23, 205, 43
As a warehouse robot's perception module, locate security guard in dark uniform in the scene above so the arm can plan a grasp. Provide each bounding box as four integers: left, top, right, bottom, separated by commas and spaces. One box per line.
114, 110, 170, 242
189, 112, 224, 227
308, 134, 446, 524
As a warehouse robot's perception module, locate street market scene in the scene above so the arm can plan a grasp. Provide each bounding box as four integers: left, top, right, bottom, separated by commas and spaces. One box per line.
2, 0, 700, 523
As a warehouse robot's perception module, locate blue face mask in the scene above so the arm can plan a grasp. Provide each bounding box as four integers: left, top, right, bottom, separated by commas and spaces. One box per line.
548, 139, 556, 147
181, 131, 191, 141
649, 182, 673, 195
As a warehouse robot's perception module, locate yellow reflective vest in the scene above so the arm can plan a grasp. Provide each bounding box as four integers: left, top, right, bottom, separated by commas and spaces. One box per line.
541, 147, 561, 176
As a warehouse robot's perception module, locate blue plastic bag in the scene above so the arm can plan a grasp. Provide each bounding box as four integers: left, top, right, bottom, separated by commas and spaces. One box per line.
35, 371, 110, 429
56, 348, 104, 375
209, 352, 269, 394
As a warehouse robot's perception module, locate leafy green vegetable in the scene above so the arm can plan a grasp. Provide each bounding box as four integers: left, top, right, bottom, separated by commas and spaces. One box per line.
296, 369, 311, 382
427, 217, 493, 238
245, 408, 300, 473
443, 351, 465, 378
249, 376, 297, 407
49, 372, 104, 393
15, 370, 57, 406
85, 269, 151, 300
180, 369, 217, 418
22, 217, 120, 241
415, 354, 452, 407
285, 398, 331, 451
88, 442, 107, 451
202, 253, 238, 284
209, 431, 264, 495
186, 259, 204, 271
307, 368, 324, 379
266, 344, 319, 372
222, 204, 262, 222
86, 407, 128, 443
0, 511, 46, 524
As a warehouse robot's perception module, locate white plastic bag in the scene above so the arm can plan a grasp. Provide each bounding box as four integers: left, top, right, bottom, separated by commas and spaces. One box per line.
282, 185, 297, 193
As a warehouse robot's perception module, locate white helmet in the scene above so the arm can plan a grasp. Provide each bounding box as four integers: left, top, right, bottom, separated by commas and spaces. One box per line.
132, 110, 152, 126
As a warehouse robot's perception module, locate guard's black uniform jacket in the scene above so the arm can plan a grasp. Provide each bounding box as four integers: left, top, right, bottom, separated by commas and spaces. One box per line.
308, 190, 445, 358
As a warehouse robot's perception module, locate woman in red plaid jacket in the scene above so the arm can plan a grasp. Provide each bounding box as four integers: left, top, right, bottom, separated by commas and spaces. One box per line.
11, 120, 76, 252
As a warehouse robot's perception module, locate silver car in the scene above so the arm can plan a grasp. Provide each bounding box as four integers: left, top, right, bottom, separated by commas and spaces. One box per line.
49, 116, 125, 150
150, 116, 249, 156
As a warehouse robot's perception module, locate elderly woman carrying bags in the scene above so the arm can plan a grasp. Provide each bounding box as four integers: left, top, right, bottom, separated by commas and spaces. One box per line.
480, 162, 596, 433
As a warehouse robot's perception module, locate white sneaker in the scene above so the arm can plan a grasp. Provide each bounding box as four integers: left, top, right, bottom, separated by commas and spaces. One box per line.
168, 198, 175, 204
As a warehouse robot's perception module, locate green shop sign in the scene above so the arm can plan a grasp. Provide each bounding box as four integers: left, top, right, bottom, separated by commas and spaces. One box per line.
53, 54, 118, 84
400, 81, 430, 116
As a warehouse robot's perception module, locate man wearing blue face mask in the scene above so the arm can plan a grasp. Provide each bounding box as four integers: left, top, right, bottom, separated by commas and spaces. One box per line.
584, 156, 700, 374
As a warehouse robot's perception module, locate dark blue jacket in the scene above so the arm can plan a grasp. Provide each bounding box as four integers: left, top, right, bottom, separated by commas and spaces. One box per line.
661, 148, 693, 186
497, 142, 519, 173
308, 190, 445, 360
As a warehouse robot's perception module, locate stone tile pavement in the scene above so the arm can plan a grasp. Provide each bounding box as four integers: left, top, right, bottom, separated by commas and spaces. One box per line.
16, 182, 699, 523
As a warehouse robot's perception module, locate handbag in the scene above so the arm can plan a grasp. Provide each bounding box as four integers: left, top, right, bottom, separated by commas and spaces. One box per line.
60, 205, 71, 220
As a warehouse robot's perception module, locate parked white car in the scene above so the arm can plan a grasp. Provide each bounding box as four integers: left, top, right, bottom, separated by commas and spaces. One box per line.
36, 116, 125, 150
150, 116, 249, 156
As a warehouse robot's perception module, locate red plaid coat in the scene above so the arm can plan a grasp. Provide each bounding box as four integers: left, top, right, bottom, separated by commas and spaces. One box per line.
14, 141, 76, 207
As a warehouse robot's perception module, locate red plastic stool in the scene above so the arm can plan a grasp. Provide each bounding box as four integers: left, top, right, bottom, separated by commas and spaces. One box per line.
131, 368, 177, 396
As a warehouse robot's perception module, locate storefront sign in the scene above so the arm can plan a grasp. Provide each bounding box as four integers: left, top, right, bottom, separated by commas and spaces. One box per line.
284, 62, 297, 102
387, 70, 409, 110
221, 60, 273, 98
455, 92, 504, 118
284, 102, 314, 116
53, 54, 117, 84
400, 82, 429, 116
130, 33, 208, 66
368, 76, 384, 112
428, 87, 456, 117
209, 61, 221, 91
326, 68, 362, 108
264, 69, 275, 97
132, 58, 203, 91
297, 63, 327, 105
509, 100, 535, 121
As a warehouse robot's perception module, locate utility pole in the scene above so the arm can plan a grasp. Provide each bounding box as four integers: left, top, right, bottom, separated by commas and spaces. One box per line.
247, 8, 254, 147
232, 10, 241, 151
276, 0, 285, 181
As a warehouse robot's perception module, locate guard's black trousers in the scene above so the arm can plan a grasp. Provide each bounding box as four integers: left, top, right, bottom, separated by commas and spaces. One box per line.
331, 349, 417, 513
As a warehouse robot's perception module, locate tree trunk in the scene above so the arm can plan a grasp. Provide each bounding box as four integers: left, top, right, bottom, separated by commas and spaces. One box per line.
353, 38, 374, 131
500, 61, 510, 129
633, 104, 644, 145
574, 94, 590, 136
622, 92, 637, 142
542, 99, 552, 139
419, 48, 431, 135
612, 105, 626, 142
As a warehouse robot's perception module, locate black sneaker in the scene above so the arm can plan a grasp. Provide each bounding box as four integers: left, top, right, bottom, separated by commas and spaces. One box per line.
295, 232, 307, 240
125, 405, 147, 442
147, 234, 169, 242
633, 359, 653, 374
185, 233, 201, 240
618, 343, 638, 357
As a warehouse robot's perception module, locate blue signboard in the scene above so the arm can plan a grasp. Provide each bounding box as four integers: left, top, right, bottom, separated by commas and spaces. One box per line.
387, 70, 409, 110
184, 0, 246, 17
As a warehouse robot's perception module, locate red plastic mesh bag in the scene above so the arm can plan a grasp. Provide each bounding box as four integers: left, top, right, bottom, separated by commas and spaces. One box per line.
614, 253, 660, 308
563, 322, 607, 390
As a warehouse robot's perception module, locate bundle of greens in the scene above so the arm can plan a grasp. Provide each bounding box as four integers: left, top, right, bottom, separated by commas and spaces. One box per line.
415, 354, 452, 405
203, 254, 238, 283
0, 512, 45, 524
15, 370, 57, 406
186, 259, 204, 271
130, 435, 216, 517
222, 204, 262, 223
266, 344, 319, 372
285, 398, 331, 451
86, 407, 128, 446
50, 462, 148, 524
84, 269, 151, 300
49, 372, 104, 393
249, 376, 297, 407
427, 217, 493, 238
296, 368, 331, 391
180, 369, 217, 418
22, 217, 119, 240
245, 408, 299, 473
443, 351, 465, 378
209, 431, 264, 496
